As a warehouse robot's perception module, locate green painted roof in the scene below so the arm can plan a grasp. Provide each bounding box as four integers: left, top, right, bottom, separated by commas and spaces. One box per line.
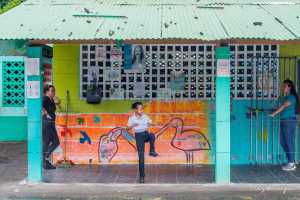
0, 0, 300, 41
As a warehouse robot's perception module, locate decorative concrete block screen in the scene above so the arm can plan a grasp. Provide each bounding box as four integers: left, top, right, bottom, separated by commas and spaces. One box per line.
0, 57, 25, 107
80, 44, 279, 100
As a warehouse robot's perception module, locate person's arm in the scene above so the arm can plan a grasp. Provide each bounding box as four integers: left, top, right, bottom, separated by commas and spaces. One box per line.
42, 97, 52, 119
270, 101, 291, 117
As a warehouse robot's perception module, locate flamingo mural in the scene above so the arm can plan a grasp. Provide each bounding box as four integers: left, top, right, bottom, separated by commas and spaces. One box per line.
98, 127, 136, 163
98, 118, 211, 164
155, 118, 211, 164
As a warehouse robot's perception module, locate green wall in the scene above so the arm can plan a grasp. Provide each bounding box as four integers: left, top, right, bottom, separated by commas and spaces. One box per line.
279, 44, 300, 85
0, 116, 27, 141
53, 44, 137, 113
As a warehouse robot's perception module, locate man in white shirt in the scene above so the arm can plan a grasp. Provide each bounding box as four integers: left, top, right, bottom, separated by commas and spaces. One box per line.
127, 102, 158, 183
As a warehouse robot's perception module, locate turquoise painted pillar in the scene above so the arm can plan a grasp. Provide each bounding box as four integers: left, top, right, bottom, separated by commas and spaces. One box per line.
26, 48, 43, 182
215, 46, 231, 184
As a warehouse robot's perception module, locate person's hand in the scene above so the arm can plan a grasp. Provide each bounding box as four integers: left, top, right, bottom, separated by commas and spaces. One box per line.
46, 114, 52, 120
269, 113, 275, 118
53, 96, 61, 105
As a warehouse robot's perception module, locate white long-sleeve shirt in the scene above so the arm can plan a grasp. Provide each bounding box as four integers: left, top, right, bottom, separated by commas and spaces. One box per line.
127, 113, 152, 133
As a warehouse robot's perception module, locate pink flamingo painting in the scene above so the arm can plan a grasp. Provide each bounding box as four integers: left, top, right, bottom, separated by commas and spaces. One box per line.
98, 127, 136, 163
98, 118, 210, 164
155, 118, 211, 164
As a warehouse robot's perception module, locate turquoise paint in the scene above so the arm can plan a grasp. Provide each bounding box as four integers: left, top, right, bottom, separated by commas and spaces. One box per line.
26, 47, 43, 182
215, 47, 231, 184
0, 56, 27, 141
230, 100, 291, 165
0, 116, 27, 141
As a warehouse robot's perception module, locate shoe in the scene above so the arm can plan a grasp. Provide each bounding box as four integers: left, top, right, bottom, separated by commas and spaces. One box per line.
139, 177, 145, 183
43, 160, 56, 170
149, 152, 158, 157
282, 163, 296, 171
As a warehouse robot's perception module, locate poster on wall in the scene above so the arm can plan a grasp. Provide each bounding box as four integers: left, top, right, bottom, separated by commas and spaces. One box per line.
123, 44, 145, 73
110, 88, 124, 99
88, 68, 99, 85
257, 72, 275, 94
157, 88, 172, 99
104, 69, 120, 81
111, 47, 122, 62
133, 82, 145, 98
25, 58, 40, 76
169, 70, 185, 91
95, 46, 105, 61
26, 81, 40, 99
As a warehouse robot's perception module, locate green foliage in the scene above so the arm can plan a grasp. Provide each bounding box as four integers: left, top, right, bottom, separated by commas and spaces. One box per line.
0, 0, 24, 15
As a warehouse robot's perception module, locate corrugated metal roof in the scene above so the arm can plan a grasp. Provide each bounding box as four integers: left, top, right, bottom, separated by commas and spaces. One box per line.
0, 0, 299, 41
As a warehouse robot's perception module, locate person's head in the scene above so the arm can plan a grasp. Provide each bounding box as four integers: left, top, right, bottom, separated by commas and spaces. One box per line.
283, 79, 300, 114
132, 45, 144, 64
43, 85, 55, 98
283, 79, 296, 95
131, 102, 144, 115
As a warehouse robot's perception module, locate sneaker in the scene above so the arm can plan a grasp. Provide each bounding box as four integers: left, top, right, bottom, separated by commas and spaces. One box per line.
149, 152, 158, 157
282, 163, 296, 171
139, 177, 145, 184
43, 160, 56, 170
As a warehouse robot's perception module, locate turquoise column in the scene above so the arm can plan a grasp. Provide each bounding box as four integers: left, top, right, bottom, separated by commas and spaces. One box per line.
27, 48, 43, 182
215, 46, 231, 184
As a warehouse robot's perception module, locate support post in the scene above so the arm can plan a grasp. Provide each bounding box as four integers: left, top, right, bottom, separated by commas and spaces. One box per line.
26, 48, 43, 182
215, 46, 231, 184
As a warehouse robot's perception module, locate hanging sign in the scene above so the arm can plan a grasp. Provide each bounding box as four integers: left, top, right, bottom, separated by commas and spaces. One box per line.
25, 58, 40, 76
217, 59, 230, 77
26, 81, 40, 99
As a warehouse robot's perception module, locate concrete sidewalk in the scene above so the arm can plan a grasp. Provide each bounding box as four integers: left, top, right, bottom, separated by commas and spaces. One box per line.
2, 183, 300, 200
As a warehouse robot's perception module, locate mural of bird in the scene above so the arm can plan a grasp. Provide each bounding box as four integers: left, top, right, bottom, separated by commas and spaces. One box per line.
155, 118, 211, 164
98, 127, 136, 163
98, 118, 211, 164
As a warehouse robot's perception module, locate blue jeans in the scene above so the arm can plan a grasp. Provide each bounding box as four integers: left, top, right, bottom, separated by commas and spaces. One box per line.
135, 131, 155, 178
280, 117, 297, 163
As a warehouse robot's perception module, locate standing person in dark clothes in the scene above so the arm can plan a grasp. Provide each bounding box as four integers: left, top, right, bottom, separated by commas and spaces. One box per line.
127, 102, 159, 183
270, 79, 300, 171
43, 85, 60, 170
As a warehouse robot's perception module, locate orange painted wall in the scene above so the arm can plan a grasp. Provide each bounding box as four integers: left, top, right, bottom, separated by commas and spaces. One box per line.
53, 101, 211, 165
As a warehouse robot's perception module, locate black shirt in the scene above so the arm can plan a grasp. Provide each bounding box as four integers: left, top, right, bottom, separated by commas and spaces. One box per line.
43, 96, 56, 120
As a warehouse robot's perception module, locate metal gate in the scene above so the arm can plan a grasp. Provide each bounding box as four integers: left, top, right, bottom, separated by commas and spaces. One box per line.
248, 56, 300, 164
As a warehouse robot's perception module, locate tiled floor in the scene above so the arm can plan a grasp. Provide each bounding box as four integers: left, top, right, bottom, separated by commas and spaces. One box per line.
3, 143, 300, 184
44, 164, 300, 184
44, 164, 214, 183
232, 165, 300, 183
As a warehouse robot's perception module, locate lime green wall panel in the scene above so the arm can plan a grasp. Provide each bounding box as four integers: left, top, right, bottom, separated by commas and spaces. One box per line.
53, 44, 138, 113
280, 45, 300, 57
0, 116, 27, 141
279, 45, 300, 84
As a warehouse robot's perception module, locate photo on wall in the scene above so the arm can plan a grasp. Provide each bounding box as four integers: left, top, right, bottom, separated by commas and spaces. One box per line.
88, 68, 99, 85
95, 46, 105, 61
123, 44, 145, 73
104, 69, 120, 81
169, 70, 185, 91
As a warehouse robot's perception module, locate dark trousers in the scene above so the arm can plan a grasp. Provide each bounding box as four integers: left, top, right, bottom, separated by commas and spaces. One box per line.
43, 119, 60, 162
135, 131, 156, 178
280, 117, 297, 163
